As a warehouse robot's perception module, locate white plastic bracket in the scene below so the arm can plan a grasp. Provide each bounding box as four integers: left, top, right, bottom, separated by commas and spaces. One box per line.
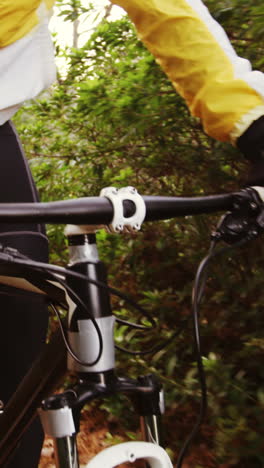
85, 441, 173, 468
39, 406, 76, 438
100, 186, 146, 233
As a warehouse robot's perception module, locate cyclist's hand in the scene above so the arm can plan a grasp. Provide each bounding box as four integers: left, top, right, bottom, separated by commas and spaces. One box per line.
237, 115, 264, 186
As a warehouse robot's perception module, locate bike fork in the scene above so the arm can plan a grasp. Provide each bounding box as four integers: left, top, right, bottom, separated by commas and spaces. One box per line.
39, 403, 79, 468
53, 436, 79, 468
140, 413, 163, 445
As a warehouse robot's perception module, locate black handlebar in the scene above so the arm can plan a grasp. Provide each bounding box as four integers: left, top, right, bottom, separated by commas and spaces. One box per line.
0, 193, 236, 225
143, 194, 233, 221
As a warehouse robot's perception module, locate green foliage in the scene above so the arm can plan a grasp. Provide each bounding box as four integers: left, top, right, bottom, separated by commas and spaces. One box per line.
13, 1, 264, 466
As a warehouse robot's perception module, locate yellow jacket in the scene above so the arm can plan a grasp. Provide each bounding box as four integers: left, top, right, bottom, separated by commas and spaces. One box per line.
0, 1, 54, 47
1, 0, 264, 144
111, 0, 264, 143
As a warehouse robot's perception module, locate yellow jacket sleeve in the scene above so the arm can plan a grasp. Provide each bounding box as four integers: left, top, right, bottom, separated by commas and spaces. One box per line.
111, 0, 264, 144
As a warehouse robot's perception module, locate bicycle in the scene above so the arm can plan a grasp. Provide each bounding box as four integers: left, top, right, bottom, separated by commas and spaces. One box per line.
0, 185, 263, 468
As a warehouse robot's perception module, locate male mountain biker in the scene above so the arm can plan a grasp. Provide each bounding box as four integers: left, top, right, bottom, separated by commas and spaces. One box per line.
0, 0, 263, 467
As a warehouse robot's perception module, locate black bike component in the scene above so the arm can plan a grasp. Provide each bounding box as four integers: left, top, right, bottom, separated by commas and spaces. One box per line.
0, 193, 237, 224
68, 233, 96, 246
132, 374, 163, 416
53, 436, 79, 468
126, 374, 165, 447
78, 369, 117, 387
65, 375, 159, 409
55, 373, 165, 455
131, 375, 164, 445
212, 187, 264, 244
41, 390, 77, 411
67, 261, 112, 330
42, 373, 163, 413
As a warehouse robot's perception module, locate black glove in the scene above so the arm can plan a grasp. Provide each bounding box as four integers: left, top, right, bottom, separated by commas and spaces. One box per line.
237, 115, 264, 186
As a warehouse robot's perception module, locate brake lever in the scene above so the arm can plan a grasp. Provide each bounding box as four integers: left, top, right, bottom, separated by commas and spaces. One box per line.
211, 187, 264, 244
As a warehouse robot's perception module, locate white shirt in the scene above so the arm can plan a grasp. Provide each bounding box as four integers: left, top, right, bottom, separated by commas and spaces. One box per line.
0, 17, 56, 125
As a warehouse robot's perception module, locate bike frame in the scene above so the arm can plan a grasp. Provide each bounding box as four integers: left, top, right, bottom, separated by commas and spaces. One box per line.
0, 187, 262, 467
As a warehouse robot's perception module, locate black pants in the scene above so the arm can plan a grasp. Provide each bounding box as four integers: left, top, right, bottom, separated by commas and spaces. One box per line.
0, 121, 49, 467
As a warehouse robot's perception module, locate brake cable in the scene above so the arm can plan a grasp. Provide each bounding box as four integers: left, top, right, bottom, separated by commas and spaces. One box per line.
176, 238, 248, 466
